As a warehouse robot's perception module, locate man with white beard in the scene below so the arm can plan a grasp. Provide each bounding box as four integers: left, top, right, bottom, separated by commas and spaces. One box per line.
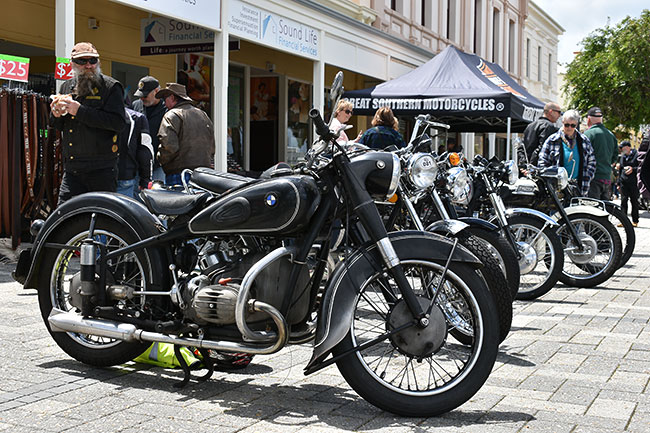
50, 42, 128, 206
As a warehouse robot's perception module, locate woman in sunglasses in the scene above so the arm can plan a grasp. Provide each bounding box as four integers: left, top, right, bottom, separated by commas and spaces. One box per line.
330, 100, 361, 144
538, 109, 597, 196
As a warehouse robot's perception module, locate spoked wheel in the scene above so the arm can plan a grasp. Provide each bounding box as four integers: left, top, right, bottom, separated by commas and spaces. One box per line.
507, 216, 563, 300
464, 227, 520, 299
332, 259, 499, 417
605, 205, 635, 268
37, 215, 153, 366
556, 213, 622, 288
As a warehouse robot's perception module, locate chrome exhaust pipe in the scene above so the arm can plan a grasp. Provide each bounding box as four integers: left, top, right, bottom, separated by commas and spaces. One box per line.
48, 299, 289, 355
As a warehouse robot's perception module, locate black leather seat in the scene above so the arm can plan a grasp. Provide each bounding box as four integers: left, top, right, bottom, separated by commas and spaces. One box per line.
140, 189, 211, 216
191, 167, 254, 194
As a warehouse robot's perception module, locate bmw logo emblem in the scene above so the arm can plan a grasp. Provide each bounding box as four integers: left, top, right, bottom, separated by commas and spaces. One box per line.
265, 194, 277, 207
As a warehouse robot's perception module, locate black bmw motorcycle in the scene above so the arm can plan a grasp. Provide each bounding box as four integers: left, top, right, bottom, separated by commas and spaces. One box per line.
14, 73, 499, 417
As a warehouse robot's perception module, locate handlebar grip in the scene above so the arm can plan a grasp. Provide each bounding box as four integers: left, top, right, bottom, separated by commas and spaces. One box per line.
309, 108, 331, 138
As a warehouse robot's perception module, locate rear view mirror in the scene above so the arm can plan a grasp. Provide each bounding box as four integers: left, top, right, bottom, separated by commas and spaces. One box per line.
330, 71, 343, 102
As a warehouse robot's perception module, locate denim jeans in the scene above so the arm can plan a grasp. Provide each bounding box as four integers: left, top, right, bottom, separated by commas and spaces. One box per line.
117, 178, 138, 199
165, 172, 191, 187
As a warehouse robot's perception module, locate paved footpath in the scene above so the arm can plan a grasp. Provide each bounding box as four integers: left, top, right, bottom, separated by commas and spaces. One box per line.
1, 213, 649, 432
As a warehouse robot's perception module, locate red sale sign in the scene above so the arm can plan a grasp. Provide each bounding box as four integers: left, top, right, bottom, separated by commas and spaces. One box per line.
55, 57, 74, 80
0, 54, 30, 82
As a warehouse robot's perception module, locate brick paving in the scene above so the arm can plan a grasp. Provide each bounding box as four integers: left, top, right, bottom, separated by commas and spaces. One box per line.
0, 211, 649, 432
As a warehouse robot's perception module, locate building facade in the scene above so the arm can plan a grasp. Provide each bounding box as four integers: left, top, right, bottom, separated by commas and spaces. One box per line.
0, 0, 562, 169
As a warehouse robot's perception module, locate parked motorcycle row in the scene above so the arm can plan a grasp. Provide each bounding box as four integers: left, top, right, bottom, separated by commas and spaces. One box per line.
13, 73, 633, 417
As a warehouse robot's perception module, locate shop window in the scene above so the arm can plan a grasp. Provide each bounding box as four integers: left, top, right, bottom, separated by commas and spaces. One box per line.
177, 54, 212, 115
228, 65, 245, 171
287, 79, 311, 165
250, 76, 278, 172
111, 61, 149, 106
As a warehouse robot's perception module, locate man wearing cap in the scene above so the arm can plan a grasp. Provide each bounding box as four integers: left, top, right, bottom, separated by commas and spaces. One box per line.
520, 102, 562, 166
156, 83, 214, 185
132, 76, 167, 182
584, 106, 618, 200
50, 42, 128, 205
616, 140, 639, 226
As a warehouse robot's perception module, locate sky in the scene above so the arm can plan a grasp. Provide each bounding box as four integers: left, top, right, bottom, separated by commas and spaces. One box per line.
533, 0, 648, 70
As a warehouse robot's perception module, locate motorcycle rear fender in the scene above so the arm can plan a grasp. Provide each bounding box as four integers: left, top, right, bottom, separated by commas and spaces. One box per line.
552, 205, 609, 220
305, 230, 482, 373
23, 192, 165, 289
503, 207, 559, 228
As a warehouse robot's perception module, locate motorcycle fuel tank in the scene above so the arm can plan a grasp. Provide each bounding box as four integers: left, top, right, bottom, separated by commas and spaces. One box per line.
189, 175, 320, 234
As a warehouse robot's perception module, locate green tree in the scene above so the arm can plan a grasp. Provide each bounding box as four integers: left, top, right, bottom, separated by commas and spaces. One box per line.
563, 10, 650, 132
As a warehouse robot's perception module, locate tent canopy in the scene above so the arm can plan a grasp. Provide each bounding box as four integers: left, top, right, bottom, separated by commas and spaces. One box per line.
344, 46, 545, 133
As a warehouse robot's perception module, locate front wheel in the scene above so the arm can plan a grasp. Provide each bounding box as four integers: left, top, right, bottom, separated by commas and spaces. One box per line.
506, 215, 564, 300
332, 259, 499, 417
557, 213, 622, 288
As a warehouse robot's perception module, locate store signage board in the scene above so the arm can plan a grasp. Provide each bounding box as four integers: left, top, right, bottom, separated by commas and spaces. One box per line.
140, 17, 216, 55
227, 0, 319, 60
110, 0, 221, 31
0, 54, 30, 82
55, 57, 74, 80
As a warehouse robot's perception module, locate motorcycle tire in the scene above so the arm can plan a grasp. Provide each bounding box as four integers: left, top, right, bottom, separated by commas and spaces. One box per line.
463, 226, 520, 299
605, 205, 635, 268
332, 258, 499, 417
557, 213, 622, 288
454, 233, 512, 344
506, 215, 564, 300
37, 214, 153, 367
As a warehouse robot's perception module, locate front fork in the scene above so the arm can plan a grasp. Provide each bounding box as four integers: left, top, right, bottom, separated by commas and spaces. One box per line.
545, 180, 584, 250
337, 161, 430, 325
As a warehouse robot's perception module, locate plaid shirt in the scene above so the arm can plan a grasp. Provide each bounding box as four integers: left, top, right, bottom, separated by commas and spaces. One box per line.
538, 130, 597, 195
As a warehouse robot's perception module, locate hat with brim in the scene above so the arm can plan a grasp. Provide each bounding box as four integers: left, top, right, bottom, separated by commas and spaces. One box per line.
155, 83, 193, 102
134, 76, 159, 98
71, 42, 99, 59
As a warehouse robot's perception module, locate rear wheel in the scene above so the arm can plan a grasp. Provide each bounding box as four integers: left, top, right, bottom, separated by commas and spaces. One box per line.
557, 213, 622, 288
333, 259, 499, 417
605, 205, 635, 268
464, 227, 520, 299
37, 215, 153, 366
455, 233, 512, 343
506, 215, 563, 300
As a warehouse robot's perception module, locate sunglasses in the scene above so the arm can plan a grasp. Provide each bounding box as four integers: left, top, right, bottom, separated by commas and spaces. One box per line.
72, 57, 99, 65
564, 123, 577, 128
344, 109, 353, 115
552, 109, 563, 114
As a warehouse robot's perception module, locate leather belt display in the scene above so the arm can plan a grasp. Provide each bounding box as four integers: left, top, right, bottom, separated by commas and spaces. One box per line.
0, 89, 60, 248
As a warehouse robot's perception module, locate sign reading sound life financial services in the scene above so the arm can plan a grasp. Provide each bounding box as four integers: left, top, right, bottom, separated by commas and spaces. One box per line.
228, 0, 319, 59
140, 17, 215, 55
110, 0, 221, 31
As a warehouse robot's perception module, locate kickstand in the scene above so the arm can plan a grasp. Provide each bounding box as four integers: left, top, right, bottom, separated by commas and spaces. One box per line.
196, 348, 214, 382
173, 345, 191, 388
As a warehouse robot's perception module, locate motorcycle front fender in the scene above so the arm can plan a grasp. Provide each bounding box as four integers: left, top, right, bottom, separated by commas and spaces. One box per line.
553, 205, 610, 220
503, 207, 560, 228
22, 192, 165, 289
457, 216, 499, 232
425, 219, 469, 236
305, 230, 482, 374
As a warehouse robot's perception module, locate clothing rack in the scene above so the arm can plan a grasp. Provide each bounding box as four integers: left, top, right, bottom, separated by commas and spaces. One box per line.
0, 88, 62, 248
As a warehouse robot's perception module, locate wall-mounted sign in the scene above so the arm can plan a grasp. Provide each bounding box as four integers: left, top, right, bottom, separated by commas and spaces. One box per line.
141, 17, 215, 55
227, 0, 319, 59
55, 57, 74, 80
0, 54, 30, 82
110, 0, 221, 31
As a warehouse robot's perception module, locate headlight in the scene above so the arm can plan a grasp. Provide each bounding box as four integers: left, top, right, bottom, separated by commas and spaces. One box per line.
406, 153, 437, 190
446, 167, 473, 205
557, 167, 569, 191
505, 160, 518, 185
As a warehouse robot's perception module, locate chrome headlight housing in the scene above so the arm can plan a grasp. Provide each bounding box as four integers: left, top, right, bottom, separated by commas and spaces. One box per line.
557, 166, 569, 191
406, 153, 437, 190
505, 159, 518, 185
446, 167, 473, 205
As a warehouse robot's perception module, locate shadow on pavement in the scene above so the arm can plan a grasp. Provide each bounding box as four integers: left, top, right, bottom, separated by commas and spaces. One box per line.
495, 347, 535, 367
36, 358, 534, 428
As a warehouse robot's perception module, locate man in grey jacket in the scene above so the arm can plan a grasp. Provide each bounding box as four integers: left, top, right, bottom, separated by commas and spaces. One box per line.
156, 83, 214, 186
